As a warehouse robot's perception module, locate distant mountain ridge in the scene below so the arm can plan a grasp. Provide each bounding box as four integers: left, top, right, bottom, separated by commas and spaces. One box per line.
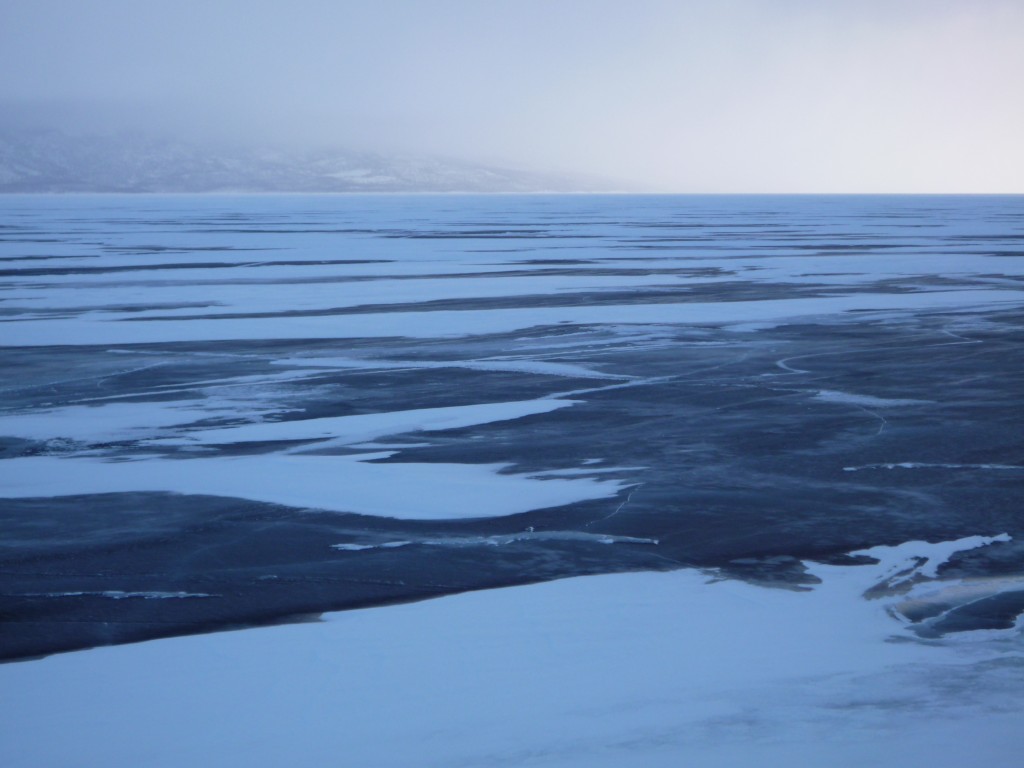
0, 127, 611, 193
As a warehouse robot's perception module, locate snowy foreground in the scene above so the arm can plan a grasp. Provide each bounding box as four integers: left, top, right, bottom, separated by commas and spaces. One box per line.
2, 535, 1022, 767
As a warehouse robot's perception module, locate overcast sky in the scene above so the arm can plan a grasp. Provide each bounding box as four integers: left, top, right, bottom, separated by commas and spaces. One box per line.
2, 0, 1022, 192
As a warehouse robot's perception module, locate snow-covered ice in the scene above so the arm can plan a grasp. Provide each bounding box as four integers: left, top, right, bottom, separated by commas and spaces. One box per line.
2, 194, 1022, 765
1, 535, 1021, 768
0, 452, 628, 519
5, 288, 1023, 347
154, 398, 578, 450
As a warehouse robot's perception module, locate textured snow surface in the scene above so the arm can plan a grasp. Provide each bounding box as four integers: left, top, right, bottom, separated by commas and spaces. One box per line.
7, 288, 1024, 347
1, 535, 1021, 768
0, 452, 627, 519
0, 388, 627, 519
152, 398, 578, 449
813, 389, 931, 407
0, 398, 289, 442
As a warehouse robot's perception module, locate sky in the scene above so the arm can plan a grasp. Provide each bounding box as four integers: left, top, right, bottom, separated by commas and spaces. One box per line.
1, 0, 1022, 192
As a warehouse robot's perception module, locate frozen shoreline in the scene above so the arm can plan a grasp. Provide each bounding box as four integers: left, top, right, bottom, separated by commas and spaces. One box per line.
2, 534, 1021, 767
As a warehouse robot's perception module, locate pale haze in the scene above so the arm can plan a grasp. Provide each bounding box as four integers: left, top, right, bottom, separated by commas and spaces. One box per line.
2, 0, 1022, 191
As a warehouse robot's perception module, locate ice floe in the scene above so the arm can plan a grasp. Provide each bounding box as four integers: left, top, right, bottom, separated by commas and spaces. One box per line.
0, 453, 627, 519
156, 398, 578, 450
813, 389, 931, 407
0, 398, 287, 443
272, 355, 631, 380
5, 289, 1024, 346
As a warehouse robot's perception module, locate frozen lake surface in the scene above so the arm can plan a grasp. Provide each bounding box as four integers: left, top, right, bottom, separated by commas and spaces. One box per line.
1, 194, 1022, 764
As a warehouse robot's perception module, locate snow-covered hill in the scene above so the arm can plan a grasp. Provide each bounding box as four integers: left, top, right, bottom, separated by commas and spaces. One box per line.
0, 128, 607, 193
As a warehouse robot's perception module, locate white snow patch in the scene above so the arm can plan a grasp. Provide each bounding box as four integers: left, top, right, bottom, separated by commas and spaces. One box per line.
156, 398, 577, 450
844, 462, 1024, 472
0, 453, 627, 519
813, 390, 931, 407
845, 533, 1011, 586
5, 289, 1023, 347
0, 399, 285, 443
272, 355, 629, 380
332, 541, 413, 552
